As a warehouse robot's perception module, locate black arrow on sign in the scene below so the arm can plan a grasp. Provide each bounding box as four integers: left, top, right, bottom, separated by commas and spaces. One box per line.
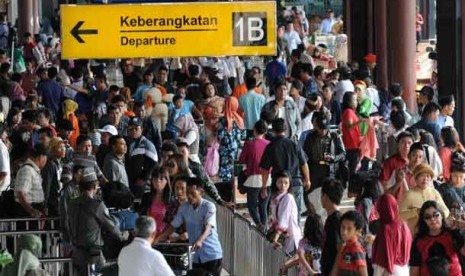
70, 21, 98, 43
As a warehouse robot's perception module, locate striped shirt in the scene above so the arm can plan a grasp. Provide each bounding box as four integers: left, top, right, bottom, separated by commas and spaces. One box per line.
337, 239, 366, 276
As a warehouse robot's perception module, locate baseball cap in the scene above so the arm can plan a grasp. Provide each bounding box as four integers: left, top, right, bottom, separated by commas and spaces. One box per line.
419, 86, 434, 98
128, 117, 143, 127
82, 167, 98, 183
98, 124, 118, 136
315, 113, 330, 129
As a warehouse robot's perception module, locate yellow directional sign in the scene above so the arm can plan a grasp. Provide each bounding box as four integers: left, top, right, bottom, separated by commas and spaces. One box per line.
61, 2, 277, 59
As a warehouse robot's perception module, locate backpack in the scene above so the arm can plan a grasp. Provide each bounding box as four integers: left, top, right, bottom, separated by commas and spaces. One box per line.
374, 88, 389, 120
329, 131, 349, 187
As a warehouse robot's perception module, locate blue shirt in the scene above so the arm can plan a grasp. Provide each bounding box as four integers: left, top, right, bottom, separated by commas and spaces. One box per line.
239, 90, 266, 130
265, 60, 286, 89
36, 79, 64, 115
413, 119, 441, 143
134, 84, 151, 102
171, 198, 223, 263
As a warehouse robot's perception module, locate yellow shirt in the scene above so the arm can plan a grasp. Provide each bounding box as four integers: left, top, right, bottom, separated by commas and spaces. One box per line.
399, 186, 449, 235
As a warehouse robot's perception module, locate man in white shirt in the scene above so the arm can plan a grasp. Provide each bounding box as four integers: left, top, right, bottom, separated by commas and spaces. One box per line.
320, 9, 336, 34
118, 216, 174, 276
283, 22, 302, 53
0, 124, 9, 192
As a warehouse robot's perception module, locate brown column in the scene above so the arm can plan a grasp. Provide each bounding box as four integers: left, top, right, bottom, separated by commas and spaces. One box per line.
375, 0, 388, 90
366, 0, 374, 53
17, 0, 33, 39
32, 0, 40, 34
344, 0, 352, 62
461, 1, 465, 135
387, 0, 417, 113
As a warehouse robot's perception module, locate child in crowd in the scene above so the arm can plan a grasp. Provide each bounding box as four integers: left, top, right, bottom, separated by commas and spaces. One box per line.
331, 210, 368, 276
280, 204, 323, 275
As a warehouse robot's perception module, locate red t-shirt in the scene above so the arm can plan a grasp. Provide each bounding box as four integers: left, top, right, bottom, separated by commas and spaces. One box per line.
379, 154, 408, 184
410, 231, 462, 276
337, 239, 366, 275
438, 147, 453, 182
341, 109, 361, 150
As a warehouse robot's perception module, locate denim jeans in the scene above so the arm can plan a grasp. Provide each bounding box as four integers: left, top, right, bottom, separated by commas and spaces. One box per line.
292, 185, 303, 226
246, 186, 270, 226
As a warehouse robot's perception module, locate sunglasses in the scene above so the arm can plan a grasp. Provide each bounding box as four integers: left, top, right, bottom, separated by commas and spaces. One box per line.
423, 212, 441, 221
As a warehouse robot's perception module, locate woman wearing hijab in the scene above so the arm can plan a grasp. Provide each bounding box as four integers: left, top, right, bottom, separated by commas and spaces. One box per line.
2, 234, 49, 276
372, 194, 412, 276
216, 97, 245, 201
62, 99, 80, 149
174, 113, 200, 163
354, 80, 372, 136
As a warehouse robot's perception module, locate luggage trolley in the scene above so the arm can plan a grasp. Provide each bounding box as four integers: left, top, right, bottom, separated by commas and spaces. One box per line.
154, 243, 195, 276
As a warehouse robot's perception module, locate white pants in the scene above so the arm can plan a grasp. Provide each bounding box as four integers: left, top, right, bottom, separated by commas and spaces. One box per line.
373, 264, 409, 276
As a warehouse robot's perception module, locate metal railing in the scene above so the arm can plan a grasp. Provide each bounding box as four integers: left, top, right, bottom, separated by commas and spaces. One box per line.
0, 216, 60, 231
0, 217, 63, 259
40, 257, 74, 276
216, 204, 298, 276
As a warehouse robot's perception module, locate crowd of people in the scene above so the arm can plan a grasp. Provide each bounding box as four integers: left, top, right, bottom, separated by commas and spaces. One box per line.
0, 4, 462, 276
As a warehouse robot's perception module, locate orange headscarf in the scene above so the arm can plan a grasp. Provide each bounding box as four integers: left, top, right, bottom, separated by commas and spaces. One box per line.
224, 97, 244, 132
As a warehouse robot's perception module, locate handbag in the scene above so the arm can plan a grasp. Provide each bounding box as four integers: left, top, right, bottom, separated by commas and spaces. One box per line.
236, 164, 247, 195
266, 195, 287, 244
0, 187, 15, 218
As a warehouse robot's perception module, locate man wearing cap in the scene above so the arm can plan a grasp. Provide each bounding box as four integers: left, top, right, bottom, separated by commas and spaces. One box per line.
96, 124, 118, 168
68, 169, 128, 275
14, 144, 48, 219
103, 135, 129, 188
41, 137, 66, 216
126, 117, 158, 197
418, 86, 434, 115
320, 9, 336, 34
0, 124, 10, 192
438, 95, 455, 129
303, 112, 346, 194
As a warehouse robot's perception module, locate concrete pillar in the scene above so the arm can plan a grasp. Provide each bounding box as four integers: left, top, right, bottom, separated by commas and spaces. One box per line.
17, 0, 33, 39
374, 0, 388, 90
387, 0, 417, 113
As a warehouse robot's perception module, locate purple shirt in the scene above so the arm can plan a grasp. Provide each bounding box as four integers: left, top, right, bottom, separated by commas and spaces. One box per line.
239, 138, 270, 176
